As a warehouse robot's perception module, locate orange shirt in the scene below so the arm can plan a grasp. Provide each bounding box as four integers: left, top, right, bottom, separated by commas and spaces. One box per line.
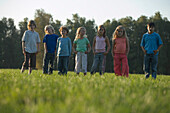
113, 38, 127, 54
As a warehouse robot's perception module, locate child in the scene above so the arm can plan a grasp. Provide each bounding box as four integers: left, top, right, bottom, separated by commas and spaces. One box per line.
21, 20, 41, 74
43, 25, 59, 74
112, 25, 130, 77
90, 25, 110, 75
72, 27, 91, 75
140, 22, 163, 79
56, 26, 72, 75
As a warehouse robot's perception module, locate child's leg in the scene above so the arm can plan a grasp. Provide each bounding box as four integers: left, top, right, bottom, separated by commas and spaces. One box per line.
98, 53, 104, 75
75, 52, 82, 73
29, 53, 36, 74
49, 53, 55, 74
63, 56, 69, 75
21, 52, 30, 72
151, 55, 158, 79
43, 53, 49, 74
102, 55, 106, 73
82, 53, 87, 73
57, 56, 63, 74
144, 55, 151, 79
122, 54, 129, 77
114, 53, 121, 76
90, 53, 100, 74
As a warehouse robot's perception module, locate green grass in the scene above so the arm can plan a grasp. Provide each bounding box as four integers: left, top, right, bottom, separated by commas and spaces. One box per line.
0, 69, 169, 113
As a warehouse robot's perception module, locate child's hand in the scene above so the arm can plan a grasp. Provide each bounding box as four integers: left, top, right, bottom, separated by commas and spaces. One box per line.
85, 51, 88, 54
143, 50, 147, 54
23, 50, 26, 55
153, 50, 158, 55
74, 51, 77, 54
103, 52, 108, 55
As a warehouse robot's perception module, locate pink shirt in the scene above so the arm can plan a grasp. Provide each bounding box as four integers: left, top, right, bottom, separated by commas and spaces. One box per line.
95, 36, 106, 53
113, 38, 127, 54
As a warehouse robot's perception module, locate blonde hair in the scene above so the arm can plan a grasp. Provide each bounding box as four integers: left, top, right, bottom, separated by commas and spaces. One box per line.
75, 27, 86, 40
113, 25, 128, 39
44, 25, 55, 34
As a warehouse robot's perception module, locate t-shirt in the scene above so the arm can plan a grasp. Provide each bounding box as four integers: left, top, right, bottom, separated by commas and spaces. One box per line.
56, 37, 72, 56
22, 30, 41, 53
73, 37, 90, 52
95, 36, 106, 52
43, 34, 59, 53
140, 32, 163, 55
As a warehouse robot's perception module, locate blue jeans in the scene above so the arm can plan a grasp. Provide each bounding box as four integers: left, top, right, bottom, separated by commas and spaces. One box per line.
57, 56, 69, 75
90, 53, 104, 75
144, 54, 158, 79
43, 53, 55, 74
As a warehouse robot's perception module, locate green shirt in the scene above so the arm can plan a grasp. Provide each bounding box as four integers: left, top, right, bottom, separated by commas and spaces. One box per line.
73, 37, 90, 52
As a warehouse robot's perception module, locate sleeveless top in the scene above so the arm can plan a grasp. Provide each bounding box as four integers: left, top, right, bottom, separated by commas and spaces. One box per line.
113, 38, 127, 54
95, 36, 106, 52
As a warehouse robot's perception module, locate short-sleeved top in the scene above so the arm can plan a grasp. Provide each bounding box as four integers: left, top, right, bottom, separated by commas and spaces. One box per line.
140, 32, 163, 55
43, 34, 59, 53
56, 37, 72, 56
73, 37, 90, 52
22, 30, 41, 53
113, 38, 127, 54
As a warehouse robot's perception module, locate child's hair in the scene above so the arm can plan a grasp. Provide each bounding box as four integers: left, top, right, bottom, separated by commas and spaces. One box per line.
147, 22, 155, 28
75, 27, 86, 40
27, 20, 36, 29
97, 25, 106, 38
44, 25, 55, 34
113, 25, 128, 39
59, 26, 69, 34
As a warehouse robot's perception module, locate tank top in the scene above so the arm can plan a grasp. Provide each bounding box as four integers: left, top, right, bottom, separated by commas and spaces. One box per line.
113, 38, 127, 54
95, 36, 106, 53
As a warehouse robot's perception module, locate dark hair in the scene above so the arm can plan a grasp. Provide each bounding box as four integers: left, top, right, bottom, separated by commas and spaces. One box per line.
27, 20, 36, 29
147, 22, 155, 27
98, 25, 106, 38
59, 26, 69, 34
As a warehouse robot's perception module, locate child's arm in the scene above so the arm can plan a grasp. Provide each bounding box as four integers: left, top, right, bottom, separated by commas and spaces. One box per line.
153, 44, 163, 55
22, 41, 26, 55
44, 43, 48, 53
85, 43, 91, 54
126, 37, 130, 55
72, 43, 77, 54
69, 39, 72, 56
111, 38, 115, 57
92, 37, 96, 54
141, 46, 147, 54
104, 36, 110, 55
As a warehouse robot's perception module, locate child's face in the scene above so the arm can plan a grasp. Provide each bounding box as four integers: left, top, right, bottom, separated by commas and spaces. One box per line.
98, 27, 104, 35
30, 24, 35, 31
60, 29, 67, 36
80, 29, 86, 36
117, 29, 123, 37
47, 28, 53, 34
147, 26, 155, 33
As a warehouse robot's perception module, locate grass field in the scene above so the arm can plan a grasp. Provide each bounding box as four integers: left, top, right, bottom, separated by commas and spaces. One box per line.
0, 69, 169, 113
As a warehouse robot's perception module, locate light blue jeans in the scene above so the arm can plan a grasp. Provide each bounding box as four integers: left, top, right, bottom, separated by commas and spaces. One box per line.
144, 54, 158, 79
90, 53, 104, 75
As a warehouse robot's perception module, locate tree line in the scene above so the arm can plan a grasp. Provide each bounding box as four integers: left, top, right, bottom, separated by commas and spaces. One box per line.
0, 9, 170, 75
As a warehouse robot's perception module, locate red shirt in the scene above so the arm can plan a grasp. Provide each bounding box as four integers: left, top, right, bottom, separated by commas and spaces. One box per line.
113, 38, 127, 54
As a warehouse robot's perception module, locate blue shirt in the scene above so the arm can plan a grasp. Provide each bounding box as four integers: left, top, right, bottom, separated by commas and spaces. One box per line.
140, 32, 163, 55
56, 37, 72, 56
43, 34, 59, 53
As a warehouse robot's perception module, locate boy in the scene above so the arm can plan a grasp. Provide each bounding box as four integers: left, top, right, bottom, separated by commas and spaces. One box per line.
21, 20, 41, 74
140, 22, 163, 79
56, 26, 72, 75
43, 25, 59, 74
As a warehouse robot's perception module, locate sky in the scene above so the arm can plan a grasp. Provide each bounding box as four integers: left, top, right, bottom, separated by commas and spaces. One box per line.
0, 0, 170, 28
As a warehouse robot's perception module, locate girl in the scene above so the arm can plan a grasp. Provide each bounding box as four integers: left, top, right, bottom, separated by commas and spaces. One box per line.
56, 26, 72, 75
43, 25, 59, 74
112, 25, 130, 77
90, 25, 110, 75
21, 20, 41, 74
72, 27, 91, 75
